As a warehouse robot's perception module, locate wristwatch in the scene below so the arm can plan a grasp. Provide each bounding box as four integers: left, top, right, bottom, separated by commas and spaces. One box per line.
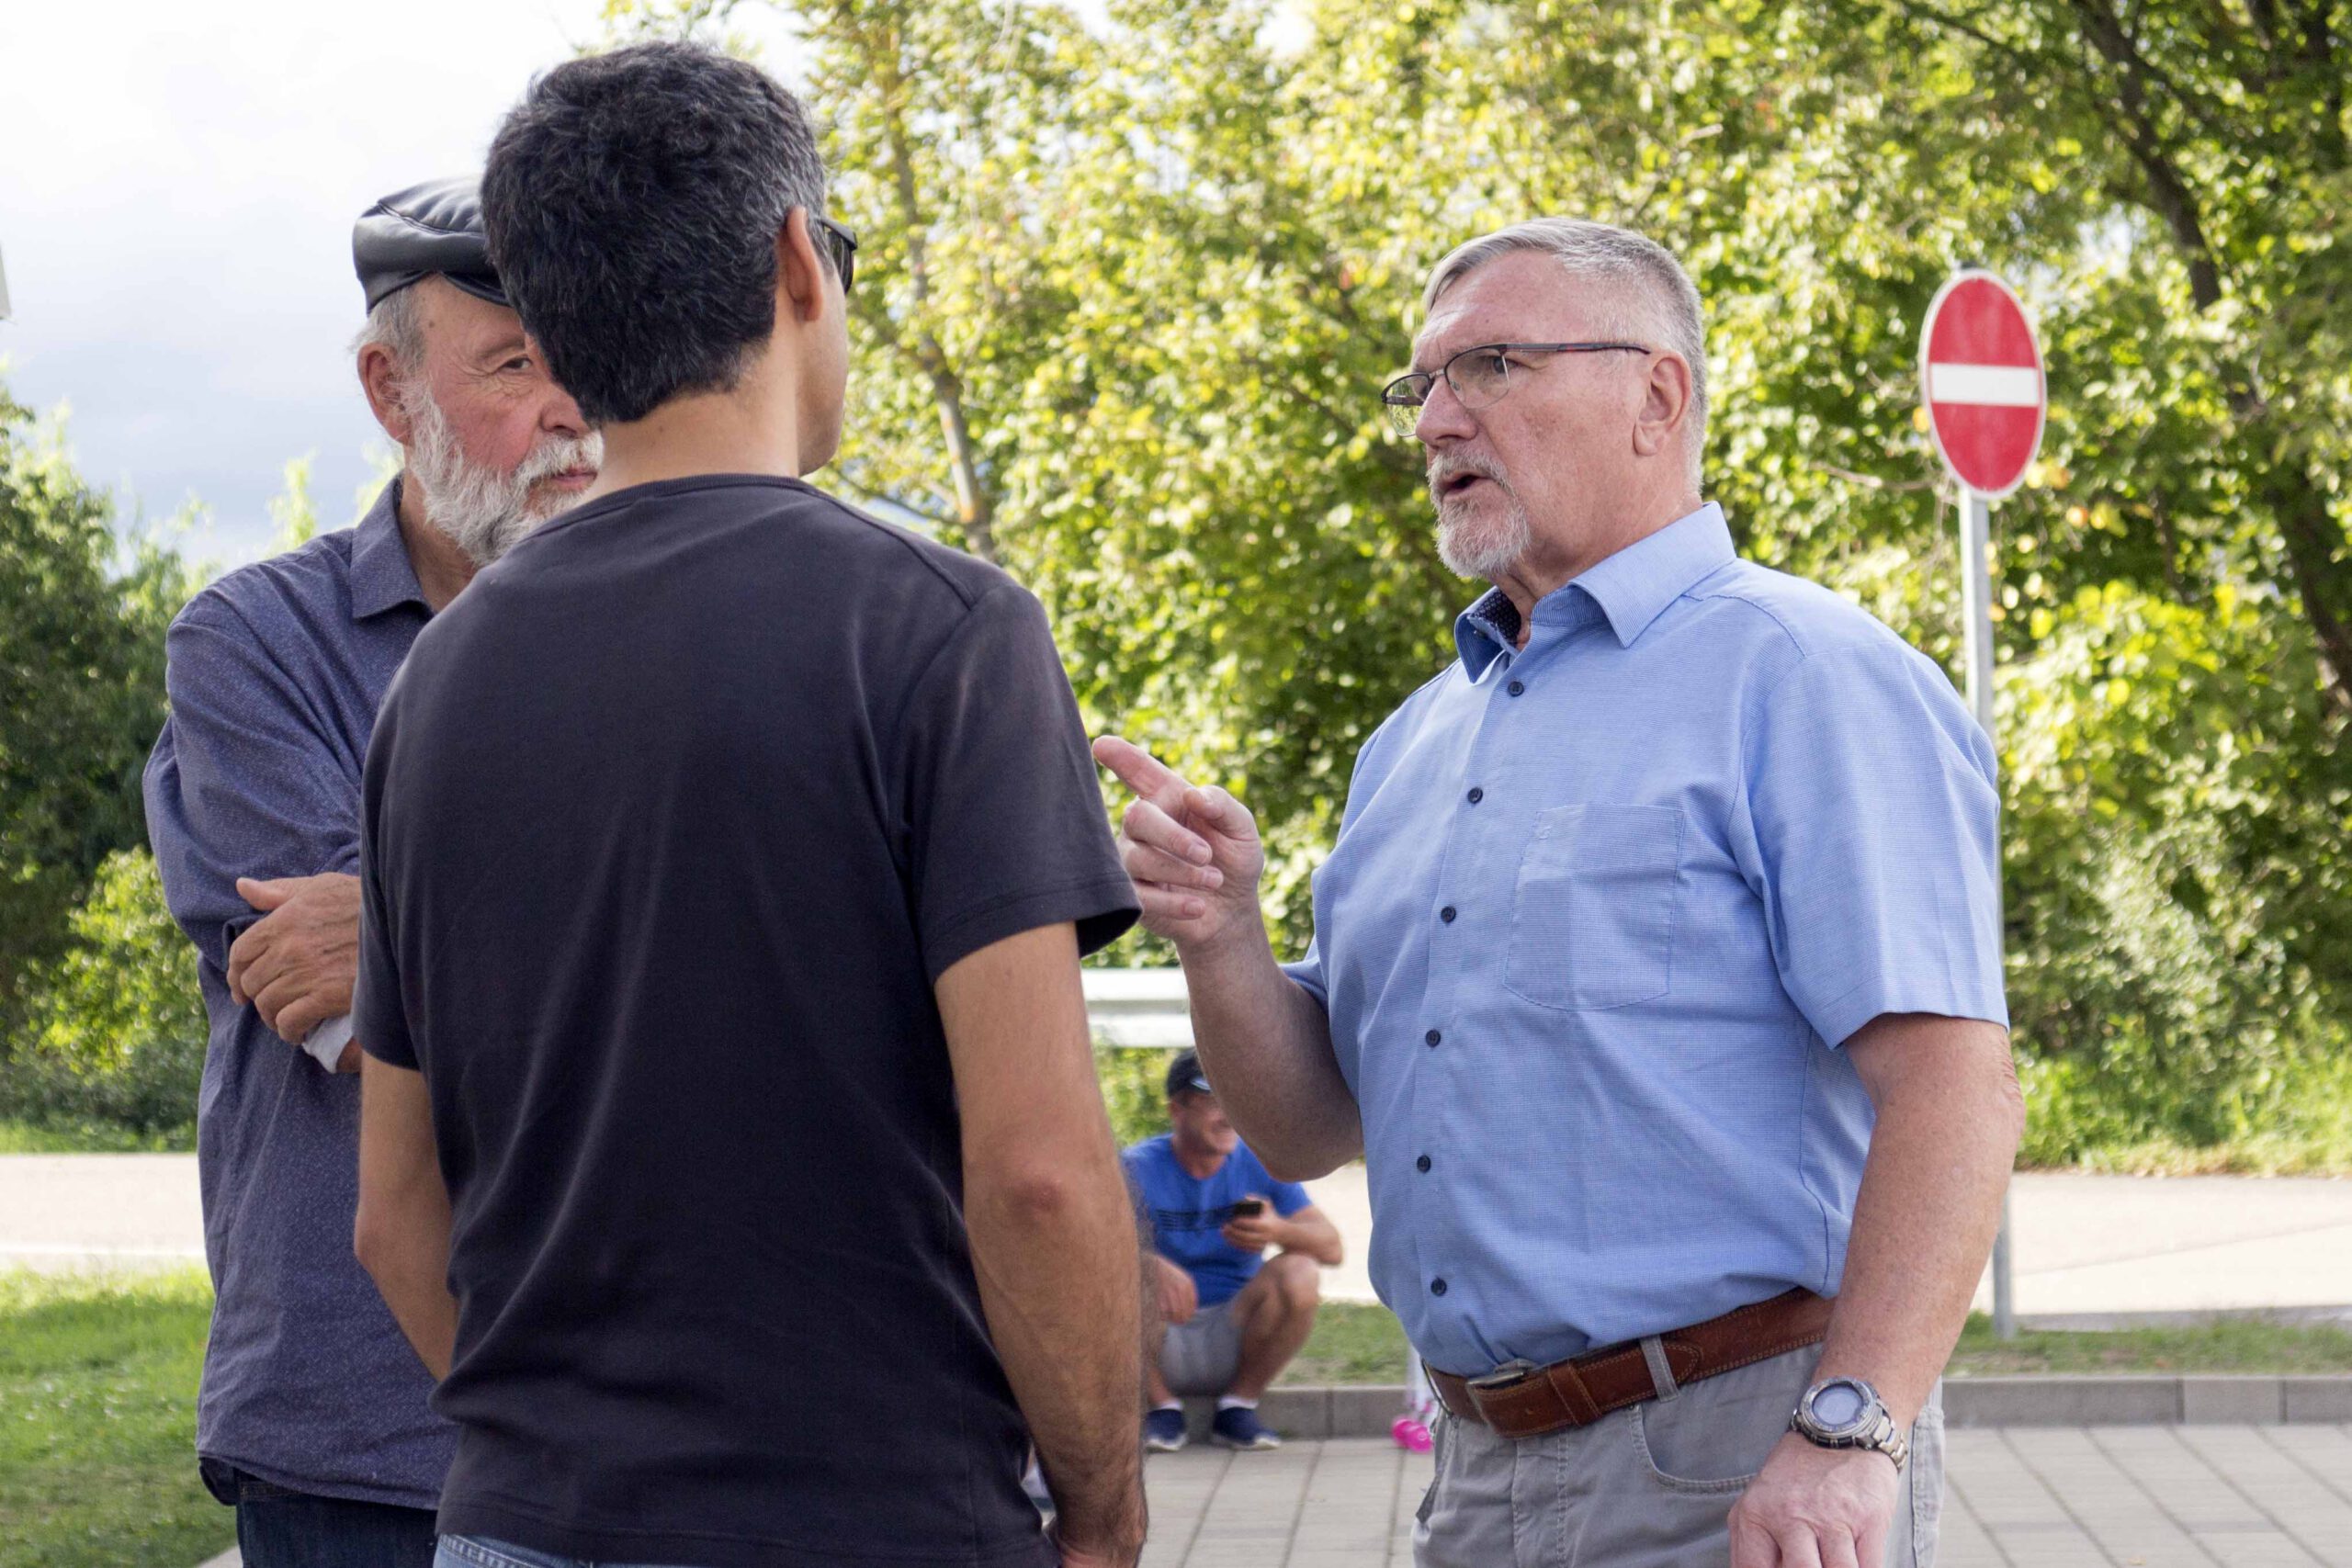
1790, 1377, 1908, 1471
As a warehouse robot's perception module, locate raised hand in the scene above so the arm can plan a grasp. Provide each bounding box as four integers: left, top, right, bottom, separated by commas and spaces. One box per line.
1091, 737, 1266, 952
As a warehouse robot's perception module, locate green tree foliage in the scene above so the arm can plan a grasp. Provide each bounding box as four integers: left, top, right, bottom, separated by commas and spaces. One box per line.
0, 848, 205, 1140
0, 387, 194, 1030
605, 0, 2349, 1161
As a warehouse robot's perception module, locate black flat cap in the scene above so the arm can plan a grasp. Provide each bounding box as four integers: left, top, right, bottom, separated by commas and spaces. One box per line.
353, 175, 509, 311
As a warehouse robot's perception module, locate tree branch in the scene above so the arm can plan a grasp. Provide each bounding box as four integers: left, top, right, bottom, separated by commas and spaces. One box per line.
861, 9, 1002, 564
1804, 459, 1939, 493
2063, 0, 2228, 306
2259, 459, 2352, 715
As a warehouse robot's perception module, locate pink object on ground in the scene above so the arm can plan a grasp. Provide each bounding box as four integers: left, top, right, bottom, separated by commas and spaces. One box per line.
1391, 1415, 1432, 1452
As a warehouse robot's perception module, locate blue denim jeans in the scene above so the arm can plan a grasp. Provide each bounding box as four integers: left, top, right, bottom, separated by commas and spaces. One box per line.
202, 1461, 437, 1568
435, 1535, 711, 1568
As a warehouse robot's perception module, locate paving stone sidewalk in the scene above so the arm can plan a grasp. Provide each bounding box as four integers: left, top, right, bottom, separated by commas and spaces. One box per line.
189, 1427, 2351, 1568
1138, 1426, 2352, 1567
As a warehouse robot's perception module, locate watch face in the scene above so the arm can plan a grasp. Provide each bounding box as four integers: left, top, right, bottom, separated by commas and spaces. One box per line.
1808, 1380, 1870, 1433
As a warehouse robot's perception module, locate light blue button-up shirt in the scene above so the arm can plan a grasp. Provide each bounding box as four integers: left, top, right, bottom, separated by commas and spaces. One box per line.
1282, 502, 2006, 1376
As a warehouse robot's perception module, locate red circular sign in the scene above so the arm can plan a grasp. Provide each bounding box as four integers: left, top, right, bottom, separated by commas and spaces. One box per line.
1919, 270, 2045, 498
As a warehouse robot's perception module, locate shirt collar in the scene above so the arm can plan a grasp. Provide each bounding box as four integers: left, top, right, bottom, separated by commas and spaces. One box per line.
1451, 502, 1735, 679
347, 475, 431, 621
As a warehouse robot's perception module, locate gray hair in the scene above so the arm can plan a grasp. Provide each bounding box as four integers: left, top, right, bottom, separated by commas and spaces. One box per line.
350, 285, 426, 370
1424, 220, 1708, 490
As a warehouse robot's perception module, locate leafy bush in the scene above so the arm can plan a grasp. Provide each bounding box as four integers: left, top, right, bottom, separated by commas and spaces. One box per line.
1094, 1045, 1172, 1150
0, 388, 193, 1028
0, 849, 205, 1139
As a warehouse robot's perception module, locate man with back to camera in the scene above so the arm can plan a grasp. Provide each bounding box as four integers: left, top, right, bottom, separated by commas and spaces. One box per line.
1097, 219, 2021, 1566
1126, 1050, 1344, 1453
142, 177, 596, 1566
348, 42, 1149, 1568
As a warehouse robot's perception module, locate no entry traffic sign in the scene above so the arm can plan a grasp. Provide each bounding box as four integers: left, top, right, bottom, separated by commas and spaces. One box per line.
1919, 270, 2045, 498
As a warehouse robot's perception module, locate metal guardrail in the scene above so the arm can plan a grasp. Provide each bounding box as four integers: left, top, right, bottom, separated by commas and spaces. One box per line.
1082, 966, 1192, 1048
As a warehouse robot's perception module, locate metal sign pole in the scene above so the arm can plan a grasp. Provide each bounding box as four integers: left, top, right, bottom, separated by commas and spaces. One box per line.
1958, 484, 2018, 1340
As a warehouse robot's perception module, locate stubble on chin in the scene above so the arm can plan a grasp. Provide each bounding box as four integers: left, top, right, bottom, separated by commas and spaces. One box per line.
1435, 491, 1532, 581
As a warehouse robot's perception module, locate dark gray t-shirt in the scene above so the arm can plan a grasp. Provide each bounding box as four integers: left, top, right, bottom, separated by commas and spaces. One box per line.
354, 475, 1137, 1567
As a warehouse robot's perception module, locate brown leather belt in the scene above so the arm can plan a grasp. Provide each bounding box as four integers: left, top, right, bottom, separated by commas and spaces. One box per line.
1428, 1289, 1834, 1440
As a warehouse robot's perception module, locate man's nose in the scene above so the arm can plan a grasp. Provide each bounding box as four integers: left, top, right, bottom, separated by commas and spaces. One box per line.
1414, 375, 1477, 446
529, 340, 591, 439
538, 387, 589, 439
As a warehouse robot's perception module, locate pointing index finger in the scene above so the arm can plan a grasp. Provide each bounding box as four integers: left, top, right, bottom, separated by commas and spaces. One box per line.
1091, 735, 1190, 811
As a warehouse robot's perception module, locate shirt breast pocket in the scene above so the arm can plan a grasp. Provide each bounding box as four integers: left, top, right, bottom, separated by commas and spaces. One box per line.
1503, 803, 1683, 1011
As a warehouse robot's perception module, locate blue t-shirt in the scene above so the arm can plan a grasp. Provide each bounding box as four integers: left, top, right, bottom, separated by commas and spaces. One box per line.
1123, 1134, 1313, 1307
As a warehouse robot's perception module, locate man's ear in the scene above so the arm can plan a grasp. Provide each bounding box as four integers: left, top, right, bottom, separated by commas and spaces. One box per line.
776, 209, 831, 327
1630, 351, 1693, 459
357, 342, 414, 446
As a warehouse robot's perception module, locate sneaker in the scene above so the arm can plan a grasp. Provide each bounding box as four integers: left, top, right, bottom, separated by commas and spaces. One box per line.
1143, 1406, 1189, 1452
1210, 1404, 1282, 1450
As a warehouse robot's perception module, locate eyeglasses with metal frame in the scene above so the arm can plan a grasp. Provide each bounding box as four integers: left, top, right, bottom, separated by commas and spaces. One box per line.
1381, 341, 1651, 436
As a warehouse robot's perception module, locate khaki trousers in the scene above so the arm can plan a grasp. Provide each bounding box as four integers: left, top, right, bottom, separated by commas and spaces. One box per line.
1413, 1346, 1945, 1568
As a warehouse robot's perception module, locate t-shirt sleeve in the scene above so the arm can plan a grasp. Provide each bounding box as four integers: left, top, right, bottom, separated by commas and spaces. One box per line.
351, 691, 417, 1069
1277, 935, 1328, 1010
899, 584, 1140, 982
1269, 1177, 1314, 1218
1739, 637, 2008, 1047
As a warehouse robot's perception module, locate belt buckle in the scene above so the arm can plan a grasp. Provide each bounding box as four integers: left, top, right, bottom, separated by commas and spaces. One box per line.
1467, 1358, 1540, 1393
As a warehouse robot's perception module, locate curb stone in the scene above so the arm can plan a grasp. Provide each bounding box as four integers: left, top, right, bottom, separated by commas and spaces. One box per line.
1185, 1375, 2352, 1439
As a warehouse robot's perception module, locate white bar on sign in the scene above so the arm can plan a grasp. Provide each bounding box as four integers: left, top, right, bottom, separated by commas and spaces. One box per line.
1927, 362, 2041, 407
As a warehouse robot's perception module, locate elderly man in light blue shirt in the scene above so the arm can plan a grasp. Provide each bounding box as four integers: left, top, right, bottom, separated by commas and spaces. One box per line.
1098, 218, 2021, 1568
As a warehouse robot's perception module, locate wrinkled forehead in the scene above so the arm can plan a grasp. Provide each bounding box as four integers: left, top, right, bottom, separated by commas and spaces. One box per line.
1410, 254, 1628, 370
414, 276, 529, 362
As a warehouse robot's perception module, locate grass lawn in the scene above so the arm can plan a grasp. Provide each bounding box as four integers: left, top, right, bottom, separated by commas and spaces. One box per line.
1284, 1302, 2352, 1385
0, 1268, 232, 1568
1948, 1311, 2352, 1376
0, 1119, 192, 1154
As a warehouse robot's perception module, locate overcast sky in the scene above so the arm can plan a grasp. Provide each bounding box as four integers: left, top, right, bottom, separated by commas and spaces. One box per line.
0, 1, 794, 573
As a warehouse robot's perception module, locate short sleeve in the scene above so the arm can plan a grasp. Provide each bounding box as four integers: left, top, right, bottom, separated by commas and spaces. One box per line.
1269, 1177, 1313, 1218
1277, 936, 1328, 1010
1739, 638, 2007, 1047
899, 585, 1139, 982
352, 693, 417, 1069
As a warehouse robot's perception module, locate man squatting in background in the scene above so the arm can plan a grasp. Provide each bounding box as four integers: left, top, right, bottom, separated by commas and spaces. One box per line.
1125, 1050, 1343, 1452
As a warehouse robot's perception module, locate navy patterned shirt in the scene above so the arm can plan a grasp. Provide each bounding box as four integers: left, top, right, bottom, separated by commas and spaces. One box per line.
144, 478, 455, 1508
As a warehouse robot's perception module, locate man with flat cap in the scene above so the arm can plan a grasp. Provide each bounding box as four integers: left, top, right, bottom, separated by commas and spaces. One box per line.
143, 175, 598, 1567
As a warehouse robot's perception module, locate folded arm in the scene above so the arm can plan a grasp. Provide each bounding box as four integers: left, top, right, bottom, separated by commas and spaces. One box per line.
146, 603, 365, 1059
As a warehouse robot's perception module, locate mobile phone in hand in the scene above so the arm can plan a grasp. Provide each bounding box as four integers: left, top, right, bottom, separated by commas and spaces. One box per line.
1229, 1198, 1265, 1218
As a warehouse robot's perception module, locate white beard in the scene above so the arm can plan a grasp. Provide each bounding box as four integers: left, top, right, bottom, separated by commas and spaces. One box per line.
401, 389, 603, 568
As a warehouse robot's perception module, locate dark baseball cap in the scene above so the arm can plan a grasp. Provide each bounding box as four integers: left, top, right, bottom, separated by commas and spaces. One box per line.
1166, 1050, 1212, 1100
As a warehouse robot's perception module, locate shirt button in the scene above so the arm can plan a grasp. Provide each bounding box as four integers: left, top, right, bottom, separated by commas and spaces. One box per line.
1466, 786, 1484, 804
1430, 1278, 1449, 1296
1417, 1155, 1432, 1173
1440, 906, 1457, 923
1425, 1029, 1442, 1047
1508, 680, 1525, 696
